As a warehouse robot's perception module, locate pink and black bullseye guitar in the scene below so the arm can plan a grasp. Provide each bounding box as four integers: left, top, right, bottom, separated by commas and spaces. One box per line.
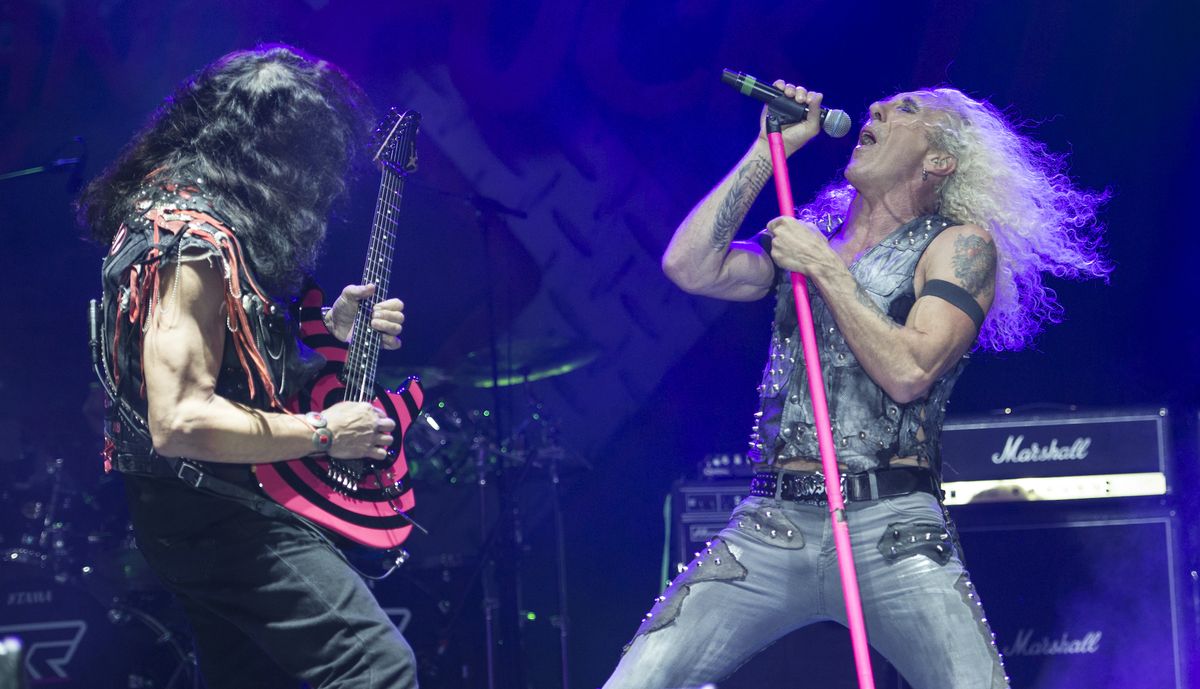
255, 109, 424, 550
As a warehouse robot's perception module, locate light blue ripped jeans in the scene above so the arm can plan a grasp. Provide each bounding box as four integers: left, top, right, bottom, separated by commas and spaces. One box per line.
603, 492, 1008, 689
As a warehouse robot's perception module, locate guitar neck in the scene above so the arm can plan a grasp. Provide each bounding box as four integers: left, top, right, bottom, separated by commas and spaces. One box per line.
342, 169, 407, 403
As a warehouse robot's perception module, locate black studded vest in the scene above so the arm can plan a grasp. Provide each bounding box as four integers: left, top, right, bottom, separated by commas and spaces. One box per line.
749, 214, 966, 474
95, 179, 322, 474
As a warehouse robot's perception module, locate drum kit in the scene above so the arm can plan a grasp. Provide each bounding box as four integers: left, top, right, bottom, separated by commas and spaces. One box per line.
0, 454, 199, 687
376, 337, 597, 689
382, 337, 597, 488
0, 339, 593, 688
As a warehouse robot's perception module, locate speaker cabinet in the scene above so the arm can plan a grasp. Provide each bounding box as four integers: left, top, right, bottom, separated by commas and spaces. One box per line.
949, 504, 1191, 689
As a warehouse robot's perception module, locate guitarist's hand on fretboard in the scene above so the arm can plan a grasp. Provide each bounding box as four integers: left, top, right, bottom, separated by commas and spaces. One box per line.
325, 283, 405, 349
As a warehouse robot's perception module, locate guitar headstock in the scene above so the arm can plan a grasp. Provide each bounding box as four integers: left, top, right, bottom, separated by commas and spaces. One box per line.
371, 108, 420, 174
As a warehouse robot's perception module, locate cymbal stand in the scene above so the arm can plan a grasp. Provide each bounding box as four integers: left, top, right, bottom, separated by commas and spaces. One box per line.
435, 386, 583, 689
430, 182, 583, 688
474, 436, 499, 689
475, 194, 526, 689
38, 457, 71, 580
537, 400, 573, 689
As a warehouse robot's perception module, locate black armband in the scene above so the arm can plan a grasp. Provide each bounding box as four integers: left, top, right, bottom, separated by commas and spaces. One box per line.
750, 229, 780, 282
920, 279, 984, 329
752, 228, 773, 255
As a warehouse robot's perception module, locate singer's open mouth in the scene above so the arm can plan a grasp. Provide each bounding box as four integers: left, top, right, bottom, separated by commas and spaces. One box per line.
858, 130, 877, 146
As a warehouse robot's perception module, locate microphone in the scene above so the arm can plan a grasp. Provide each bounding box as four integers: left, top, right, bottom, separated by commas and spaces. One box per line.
721, 70, 852, 138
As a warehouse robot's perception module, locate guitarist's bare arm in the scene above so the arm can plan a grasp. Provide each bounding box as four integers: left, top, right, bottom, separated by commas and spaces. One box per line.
142, 258, 394, 463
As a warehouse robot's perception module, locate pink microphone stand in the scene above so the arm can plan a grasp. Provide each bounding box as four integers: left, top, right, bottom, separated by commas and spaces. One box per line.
765, 113, 876, 689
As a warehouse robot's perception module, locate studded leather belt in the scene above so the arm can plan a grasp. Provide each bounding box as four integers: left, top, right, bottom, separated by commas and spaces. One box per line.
749, 466, 941, 505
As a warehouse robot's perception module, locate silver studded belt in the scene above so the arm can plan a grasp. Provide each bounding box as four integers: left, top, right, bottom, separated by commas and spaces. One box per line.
749, 466, 940, 505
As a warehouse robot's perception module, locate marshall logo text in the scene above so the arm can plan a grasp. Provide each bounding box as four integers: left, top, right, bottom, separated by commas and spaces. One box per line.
990, 435, 1091, 464
1004, 628, 1103, 656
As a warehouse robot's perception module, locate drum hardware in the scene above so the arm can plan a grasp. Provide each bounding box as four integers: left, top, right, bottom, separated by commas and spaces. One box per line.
0, 450, 196, 687
409, 386, 588, 689
0, 571, 197, 688
381, 176, 592, 687
0, 636, 24, 689
389, 337, 597, 486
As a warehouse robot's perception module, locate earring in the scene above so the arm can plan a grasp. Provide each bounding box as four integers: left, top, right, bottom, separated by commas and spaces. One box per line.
921, 168, 929, 181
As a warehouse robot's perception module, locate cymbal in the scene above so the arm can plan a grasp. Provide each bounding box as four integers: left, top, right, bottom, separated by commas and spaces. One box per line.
377, 365, 455, 389
379, 338, 599, 390
457, 338, 599, 388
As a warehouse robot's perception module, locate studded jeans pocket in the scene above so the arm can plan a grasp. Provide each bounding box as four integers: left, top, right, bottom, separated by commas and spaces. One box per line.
725, 498, 805, 550
877, 519, 954, 565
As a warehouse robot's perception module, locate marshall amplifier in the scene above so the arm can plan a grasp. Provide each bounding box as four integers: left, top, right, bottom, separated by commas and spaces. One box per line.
671, 479, 748, 567
939, 407, 1171, 505
943, 509, 1191, 689
696, 452, 756, 479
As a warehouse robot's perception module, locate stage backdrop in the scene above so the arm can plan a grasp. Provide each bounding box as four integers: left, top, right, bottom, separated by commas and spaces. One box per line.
1, 1, 1197, 687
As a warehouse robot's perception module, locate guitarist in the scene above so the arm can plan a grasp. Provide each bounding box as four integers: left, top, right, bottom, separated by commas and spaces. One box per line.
79, 45, 417, 688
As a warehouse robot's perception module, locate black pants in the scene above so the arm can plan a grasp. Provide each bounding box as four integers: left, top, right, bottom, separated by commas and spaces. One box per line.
125, 474, 418, 689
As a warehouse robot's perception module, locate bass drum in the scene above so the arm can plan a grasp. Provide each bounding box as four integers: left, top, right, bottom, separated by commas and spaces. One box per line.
0, 567, 195, 687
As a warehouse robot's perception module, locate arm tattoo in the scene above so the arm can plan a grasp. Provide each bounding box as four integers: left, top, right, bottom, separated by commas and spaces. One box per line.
710, 157, 773, 250
952, 234, 998, 296
854, 283, 900, 330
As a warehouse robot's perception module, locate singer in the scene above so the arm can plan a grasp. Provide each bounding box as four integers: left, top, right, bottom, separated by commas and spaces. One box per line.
603, 82, 1109, 689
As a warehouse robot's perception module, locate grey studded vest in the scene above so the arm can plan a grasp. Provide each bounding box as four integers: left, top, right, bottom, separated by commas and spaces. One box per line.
749, 214, 967, 474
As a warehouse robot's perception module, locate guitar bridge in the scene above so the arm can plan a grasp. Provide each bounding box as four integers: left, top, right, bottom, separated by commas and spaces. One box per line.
327, 461, 361, 494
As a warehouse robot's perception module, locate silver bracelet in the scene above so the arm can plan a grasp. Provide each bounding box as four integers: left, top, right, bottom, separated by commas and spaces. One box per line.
305, 411, 333, 454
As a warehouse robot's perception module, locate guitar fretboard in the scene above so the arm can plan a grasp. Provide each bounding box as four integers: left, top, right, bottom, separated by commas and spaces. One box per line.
341, 113, 417, 403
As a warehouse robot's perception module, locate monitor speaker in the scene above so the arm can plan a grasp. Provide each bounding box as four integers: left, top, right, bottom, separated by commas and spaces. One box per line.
939, 506, 1191, 689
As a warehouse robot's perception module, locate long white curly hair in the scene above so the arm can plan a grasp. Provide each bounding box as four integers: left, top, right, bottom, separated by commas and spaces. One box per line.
802, 88, 1111, 352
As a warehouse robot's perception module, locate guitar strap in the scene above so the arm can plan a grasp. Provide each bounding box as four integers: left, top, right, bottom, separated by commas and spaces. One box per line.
167, 457, 289, 519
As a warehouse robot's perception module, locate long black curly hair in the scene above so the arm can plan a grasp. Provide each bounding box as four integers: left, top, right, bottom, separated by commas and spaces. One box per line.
78, 44, 373, 297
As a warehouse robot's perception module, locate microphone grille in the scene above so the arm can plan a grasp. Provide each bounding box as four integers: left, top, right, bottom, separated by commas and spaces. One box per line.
823, 109, 852, 138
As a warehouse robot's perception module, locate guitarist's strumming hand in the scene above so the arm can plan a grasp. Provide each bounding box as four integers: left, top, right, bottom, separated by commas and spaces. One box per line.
324, 283, 405, 350
319, 402, 397, 460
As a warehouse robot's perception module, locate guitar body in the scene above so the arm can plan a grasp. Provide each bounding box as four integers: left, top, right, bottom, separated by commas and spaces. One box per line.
256, 286, 423, 549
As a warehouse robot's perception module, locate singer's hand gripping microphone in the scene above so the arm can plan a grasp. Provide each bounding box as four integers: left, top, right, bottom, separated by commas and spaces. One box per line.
722, 70, 852, 138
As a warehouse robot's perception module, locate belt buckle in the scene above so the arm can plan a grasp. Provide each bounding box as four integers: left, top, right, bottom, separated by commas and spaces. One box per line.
175, 460, 206, 489
791, 472, 847, 505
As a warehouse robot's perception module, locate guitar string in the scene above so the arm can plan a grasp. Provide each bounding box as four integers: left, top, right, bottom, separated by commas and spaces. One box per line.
368, 120, 414, 398
348, 118, 411, 405
349, 122, 397, 402
362, 144, 404, 399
